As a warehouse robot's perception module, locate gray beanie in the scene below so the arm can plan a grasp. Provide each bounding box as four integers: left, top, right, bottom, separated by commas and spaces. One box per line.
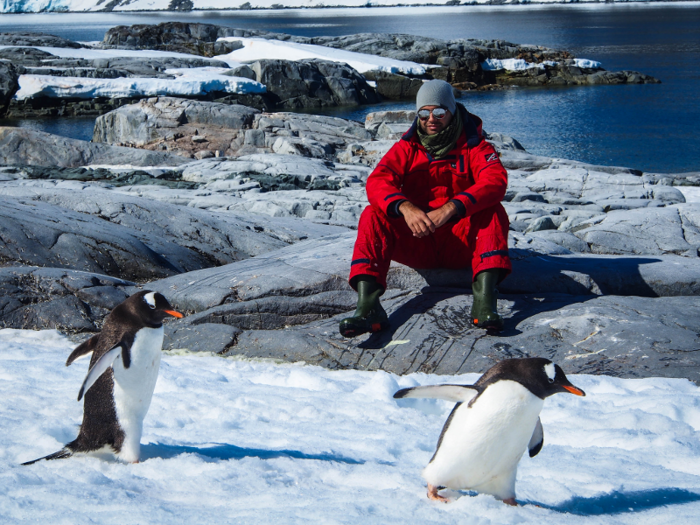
416, 79, 456, 114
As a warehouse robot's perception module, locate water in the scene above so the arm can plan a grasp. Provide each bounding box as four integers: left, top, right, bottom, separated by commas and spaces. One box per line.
1, 3, 699, 173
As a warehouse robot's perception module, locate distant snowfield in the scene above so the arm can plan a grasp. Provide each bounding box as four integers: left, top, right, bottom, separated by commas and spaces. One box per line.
2, 328, 700, 524
14, 68, 265, 101
2, 0, 699, 14
217, 37, 430, 75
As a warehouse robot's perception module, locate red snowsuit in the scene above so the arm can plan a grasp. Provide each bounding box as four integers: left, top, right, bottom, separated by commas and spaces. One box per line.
349, 106, 511, 291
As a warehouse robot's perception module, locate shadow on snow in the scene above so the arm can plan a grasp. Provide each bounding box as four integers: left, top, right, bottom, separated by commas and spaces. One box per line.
526, 488, 700, 515
140, 442, 364, 465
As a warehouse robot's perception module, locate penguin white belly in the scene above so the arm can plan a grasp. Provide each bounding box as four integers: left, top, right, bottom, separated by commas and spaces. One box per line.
111, 326, 164, 462
422, 380, 544, 500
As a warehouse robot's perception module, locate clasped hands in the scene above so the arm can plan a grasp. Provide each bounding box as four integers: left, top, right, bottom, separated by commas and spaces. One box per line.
399, 201, 458, 238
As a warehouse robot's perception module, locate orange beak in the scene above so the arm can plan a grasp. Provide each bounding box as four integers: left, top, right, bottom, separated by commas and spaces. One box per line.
164, 310, 183, 319
563, 385, 586, 397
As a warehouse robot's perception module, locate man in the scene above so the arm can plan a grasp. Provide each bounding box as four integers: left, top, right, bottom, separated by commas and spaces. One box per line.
339, 79, 511, 338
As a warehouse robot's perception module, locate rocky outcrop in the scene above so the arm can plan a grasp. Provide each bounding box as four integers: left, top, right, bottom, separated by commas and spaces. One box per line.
363, 71, 423, 100
0, 267, 133, 333
0, 32, 83, 48
0, 62, 20, 112
100, 22, 266, 57
0, 127, 189, 168
97, 24, 659, 92
92, 96, 372, 160
493, 64, 661, 87
3, 97, 699, 383
245, 59, 379, 109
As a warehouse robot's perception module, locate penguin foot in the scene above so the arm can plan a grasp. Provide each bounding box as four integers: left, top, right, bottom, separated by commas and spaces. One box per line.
502, 497, 518, 506
427, 484, 449, 503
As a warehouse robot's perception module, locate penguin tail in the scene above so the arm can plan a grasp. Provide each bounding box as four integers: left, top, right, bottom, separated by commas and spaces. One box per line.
22, 448, 73, 466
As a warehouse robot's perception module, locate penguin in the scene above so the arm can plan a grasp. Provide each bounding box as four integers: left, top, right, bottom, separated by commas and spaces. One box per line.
393, 357, 585, 505
22, 290, 183, 465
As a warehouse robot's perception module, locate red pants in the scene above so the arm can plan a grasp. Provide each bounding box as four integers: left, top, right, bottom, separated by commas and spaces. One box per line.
349, 204, 511, 291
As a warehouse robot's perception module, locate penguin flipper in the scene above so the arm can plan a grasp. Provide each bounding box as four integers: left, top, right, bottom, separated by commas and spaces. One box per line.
66, 334, 100, 366
393, 384, 479, 402
77, 345, 122, 401
528, 417, 544, 458
22, 448, 73, 466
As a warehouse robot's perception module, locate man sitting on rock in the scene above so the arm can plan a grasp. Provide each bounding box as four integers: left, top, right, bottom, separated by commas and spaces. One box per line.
340, 79, 511, 337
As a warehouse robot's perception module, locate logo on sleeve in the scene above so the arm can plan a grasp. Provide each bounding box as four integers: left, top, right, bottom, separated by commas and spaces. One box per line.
484, 152, 499, 163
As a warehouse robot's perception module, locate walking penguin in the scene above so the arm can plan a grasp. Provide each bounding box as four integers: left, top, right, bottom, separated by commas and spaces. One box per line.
22, 291, 183, 465
393, 357, 585, 505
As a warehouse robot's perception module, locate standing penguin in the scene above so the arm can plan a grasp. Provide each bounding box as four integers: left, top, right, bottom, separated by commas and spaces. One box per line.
393, 358, 585, 505
23, 290, 183, 465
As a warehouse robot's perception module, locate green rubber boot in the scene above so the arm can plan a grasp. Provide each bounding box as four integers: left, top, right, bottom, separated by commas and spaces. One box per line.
470, 269, 504, 332
339, 278, 389, 338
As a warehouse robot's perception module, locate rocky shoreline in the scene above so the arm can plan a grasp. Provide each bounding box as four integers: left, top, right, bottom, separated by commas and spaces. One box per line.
2, 25, 698, 384
0, 24, 659, 119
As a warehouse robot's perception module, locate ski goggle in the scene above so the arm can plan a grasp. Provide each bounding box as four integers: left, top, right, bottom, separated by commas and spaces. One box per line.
417, 107, 448, 121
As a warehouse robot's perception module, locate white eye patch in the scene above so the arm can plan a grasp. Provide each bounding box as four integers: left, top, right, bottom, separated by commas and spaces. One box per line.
144, 292, 157, 309
544, 362, 556, 382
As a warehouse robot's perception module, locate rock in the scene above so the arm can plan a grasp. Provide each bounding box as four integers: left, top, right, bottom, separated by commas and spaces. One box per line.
0, 180, 348, 272
0, 32, 83, 49
94, 97, 372, 161
101, 22, 234, 57
363, 71, 424, 100
364, 110, 415, 136
247, 59, 379, 109
0, 267, 133, 333
0, 127, 188, 168
0, 195, 193, 280
571, 205, 700, 257
124, 232, 700, 382
0, 62, 19, 114
218, 292, 700, 383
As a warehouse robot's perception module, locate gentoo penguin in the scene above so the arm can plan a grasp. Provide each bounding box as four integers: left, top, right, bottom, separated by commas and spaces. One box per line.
393, 357, 585, 505
22, 290, 183, 465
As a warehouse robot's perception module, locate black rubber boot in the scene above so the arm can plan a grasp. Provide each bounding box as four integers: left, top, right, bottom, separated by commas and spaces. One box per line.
339, 278, 389, 338
470, 269, 504, 332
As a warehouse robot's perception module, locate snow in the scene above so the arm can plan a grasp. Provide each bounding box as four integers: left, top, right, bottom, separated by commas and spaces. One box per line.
3, 328, 700, 523
4, 37, 427, 99
14, 70, 265, 100
482, 57, 602, 72
215, 36, 430, 76
0, 43, 222, 61
679, 187, 700, 203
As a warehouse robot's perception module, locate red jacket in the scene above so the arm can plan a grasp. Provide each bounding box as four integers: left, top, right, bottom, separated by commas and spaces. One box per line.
366, 105, 508, 219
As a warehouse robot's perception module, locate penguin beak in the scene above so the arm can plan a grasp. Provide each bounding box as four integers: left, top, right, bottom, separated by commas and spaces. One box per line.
562, 385, 585, 397
164, 309, 183, 319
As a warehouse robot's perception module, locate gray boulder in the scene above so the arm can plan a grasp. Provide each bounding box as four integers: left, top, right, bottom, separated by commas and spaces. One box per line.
247, 59, 379, 109
93, 97, 260, 154
0, 62, 19, 113
0, 267, 133, 333
93, 97, 372, 161
0, 127, 188, 168
571, 205, 700, 257
363, 71, 424, 100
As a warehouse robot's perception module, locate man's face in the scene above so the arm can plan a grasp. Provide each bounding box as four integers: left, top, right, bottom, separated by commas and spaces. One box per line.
418, 105, 453, 136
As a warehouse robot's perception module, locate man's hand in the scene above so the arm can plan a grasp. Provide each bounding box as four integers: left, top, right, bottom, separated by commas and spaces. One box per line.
399, 201, 435, 238
427, 201, 458, 230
